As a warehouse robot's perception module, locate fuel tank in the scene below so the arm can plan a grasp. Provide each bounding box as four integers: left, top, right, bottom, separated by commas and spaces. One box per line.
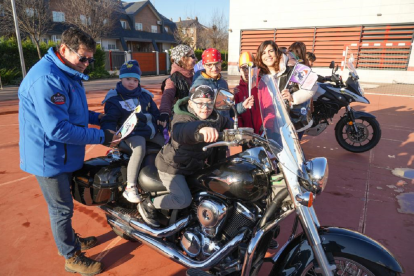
188, 155, 269, 202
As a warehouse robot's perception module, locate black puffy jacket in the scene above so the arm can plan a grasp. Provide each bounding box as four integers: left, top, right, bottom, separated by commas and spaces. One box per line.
155, 97, 233, 175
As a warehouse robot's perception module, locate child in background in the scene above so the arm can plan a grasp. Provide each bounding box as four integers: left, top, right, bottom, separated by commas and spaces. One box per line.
101, 60, 165, 203
234, 52, 263, 134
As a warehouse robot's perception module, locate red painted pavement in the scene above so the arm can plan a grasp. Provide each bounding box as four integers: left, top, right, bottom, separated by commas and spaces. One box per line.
0, 84, 413, 275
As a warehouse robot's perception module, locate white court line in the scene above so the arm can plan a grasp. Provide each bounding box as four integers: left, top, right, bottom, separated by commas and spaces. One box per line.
0, 175, 34, 187
95, 236, 122, 261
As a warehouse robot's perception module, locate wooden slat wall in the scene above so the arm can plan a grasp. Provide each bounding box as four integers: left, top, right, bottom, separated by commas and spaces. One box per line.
240, 25, 413, 70
275, 28, 314, 50
313, 27, 361, 67
357, 25, 414, 70
240, 30, 275, 54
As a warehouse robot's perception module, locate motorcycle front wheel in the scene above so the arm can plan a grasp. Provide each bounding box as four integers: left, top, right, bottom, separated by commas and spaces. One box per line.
335, 116, 381, 153
301, 253, 400, 276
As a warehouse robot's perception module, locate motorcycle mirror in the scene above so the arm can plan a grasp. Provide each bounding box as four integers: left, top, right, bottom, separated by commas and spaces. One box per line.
335, 64, 339, 72
215, 89, 234, 110
329, 61, 335, 69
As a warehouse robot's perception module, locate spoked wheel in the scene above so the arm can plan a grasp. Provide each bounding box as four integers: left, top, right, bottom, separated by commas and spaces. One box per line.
335, 116, 381, 153
301, 254, 400, 276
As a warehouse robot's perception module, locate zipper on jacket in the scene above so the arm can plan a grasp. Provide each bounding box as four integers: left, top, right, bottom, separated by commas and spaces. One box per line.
64, 143, 68, 165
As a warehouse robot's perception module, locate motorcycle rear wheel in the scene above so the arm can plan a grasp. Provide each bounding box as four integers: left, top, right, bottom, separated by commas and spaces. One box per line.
301, 253, 400, 276
335, 116, 381, 153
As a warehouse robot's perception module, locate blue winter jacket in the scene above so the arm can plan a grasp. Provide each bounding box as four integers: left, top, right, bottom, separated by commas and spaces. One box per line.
101, 82, 160, 139
19, 47, 105, 177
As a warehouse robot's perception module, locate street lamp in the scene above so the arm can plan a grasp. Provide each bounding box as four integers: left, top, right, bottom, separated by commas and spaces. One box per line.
11, 0, 27, 78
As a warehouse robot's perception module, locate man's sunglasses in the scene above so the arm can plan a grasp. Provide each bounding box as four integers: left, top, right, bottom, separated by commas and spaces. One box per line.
187, 54, 196, 59
67, 45, 95, 64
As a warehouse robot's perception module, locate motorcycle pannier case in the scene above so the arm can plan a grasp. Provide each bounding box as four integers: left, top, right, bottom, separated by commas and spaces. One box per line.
72, 157, 124, 206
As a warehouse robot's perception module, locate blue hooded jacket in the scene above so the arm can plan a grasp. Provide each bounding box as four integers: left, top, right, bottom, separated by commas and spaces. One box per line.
18, 47, 105, 177
101, 82, 160, 139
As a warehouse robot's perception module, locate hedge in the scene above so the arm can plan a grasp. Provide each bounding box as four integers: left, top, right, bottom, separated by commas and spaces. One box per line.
0, 37, 108, 85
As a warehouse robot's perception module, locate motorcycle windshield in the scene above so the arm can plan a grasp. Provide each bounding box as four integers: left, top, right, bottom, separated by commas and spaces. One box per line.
258, 75, 307, 179
347, 53, 358, 77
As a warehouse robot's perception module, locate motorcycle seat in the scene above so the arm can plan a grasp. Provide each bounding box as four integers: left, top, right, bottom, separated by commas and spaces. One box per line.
138, 165, 167, 192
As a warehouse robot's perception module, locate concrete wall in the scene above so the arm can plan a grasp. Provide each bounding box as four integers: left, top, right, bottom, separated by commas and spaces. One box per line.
228, 0, 414, 83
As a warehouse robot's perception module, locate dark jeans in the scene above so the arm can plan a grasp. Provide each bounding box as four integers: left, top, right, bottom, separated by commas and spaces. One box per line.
36, 172, 80, 259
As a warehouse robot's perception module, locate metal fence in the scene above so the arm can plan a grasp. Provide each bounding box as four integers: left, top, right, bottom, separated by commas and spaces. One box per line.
105, 51, 126, 71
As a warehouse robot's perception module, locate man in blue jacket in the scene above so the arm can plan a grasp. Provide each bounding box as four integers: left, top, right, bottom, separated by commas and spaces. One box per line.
18, 27, 118, 275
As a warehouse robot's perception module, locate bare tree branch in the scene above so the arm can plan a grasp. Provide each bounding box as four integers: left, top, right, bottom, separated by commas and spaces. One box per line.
1, 0, 53, 59
200, 10, 228, 51
173, 23, 194, 47
63, 0, 121, 40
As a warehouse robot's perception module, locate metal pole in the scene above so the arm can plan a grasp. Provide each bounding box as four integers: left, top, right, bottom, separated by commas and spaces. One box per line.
11, 0, 26, 78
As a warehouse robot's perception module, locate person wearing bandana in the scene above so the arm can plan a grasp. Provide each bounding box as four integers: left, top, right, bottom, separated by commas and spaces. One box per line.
138, 85, 233, 227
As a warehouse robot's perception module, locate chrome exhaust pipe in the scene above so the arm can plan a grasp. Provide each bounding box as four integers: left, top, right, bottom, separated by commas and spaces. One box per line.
129, 217, 189, 238
101, 204, 190, 238
108, 219, 248, 270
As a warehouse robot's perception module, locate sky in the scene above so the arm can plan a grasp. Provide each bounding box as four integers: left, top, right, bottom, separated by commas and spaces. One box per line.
123, 0, 230, 26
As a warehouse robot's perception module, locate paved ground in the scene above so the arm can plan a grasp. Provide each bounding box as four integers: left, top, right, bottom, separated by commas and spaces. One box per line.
0, 75, 413, 275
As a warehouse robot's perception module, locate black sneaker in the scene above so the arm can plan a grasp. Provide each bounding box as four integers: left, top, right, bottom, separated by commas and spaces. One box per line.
138, 197, 160, 228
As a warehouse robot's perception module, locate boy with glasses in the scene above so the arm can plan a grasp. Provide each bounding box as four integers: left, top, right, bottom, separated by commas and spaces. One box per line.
138, 85, 233, 227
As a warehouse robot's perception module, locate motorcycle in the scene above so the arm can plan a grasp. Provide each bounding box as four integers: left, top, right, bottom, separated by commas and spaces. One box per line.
305, 55, 382, 153
71, 77, 402, 276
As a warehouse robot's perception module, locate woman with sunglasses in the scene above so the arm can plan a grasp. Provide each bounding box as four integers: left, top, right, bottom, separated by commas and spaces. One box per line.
158, 44, 196, 127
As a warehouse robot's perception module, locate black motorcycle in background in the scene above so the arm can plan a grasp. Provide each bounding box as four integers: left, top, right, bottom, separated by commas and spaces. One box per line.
306, 55, 381, 153
71, 80, 401, 275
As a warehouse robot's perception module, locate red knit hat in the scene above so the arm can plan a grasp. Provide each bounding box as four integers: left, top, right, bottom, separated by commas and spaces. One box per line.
202, 48, 222, 65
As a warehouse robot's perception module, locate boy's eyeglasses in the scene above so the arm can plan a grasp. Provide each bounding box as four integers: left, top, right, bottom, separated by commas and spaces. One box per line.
190, 100, 214, 109
204, 62, 221, 69
187, 54, 196, 59
66, 45, 95, 64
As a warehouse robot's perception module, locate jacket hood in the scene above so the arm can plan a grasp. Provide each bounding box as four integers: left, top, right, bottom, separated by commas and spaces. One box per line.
44, 47, 89, 81
171, 63, 194, 79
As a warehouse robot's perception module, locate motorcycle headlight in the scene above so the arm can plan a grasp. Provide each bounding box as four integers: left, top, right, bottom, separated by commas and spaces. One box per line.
305, 158, 329, 195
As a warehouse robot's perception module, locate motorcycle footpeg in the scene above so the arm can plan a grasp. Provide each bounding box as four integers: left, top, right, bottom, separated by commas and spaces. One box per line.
186, 268, 212, 276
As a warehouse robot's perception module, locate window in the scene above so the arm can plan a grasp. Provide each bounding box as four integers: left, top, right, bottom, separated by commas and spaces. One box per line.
25, 8, 34, 17
51, 35, 61, 43
151, 25, 157, 33
80, 15, 87, 25
135, 23, 142, 31
120, 20, 128, 29
189, 28, 194, 34
108, 44, 116, 50
182, 28, 186, 35
52, 11, 65, 22
164, 26, 169, 33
